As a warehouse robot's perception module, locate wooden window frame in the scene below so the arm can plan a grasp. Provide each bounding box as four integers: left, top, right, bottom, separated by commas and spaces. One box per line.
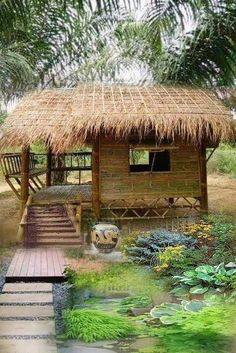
129, 146, 172, 174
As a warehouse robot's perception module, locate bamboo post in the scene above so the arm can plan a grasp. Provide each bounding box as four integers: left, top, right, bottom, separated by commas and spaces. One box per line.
17, 195, 32, 243
92, 136, 100, 219
20, 146, 30, 217
75, 194, 83, 242
199, 145, 208, 212
46, 147, 52, 186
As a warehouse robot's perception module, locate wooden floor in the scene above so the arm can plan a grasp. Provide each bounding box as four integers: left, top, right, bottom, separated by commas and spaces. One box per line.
32, 184, 91, 205
6, 248, 67, 282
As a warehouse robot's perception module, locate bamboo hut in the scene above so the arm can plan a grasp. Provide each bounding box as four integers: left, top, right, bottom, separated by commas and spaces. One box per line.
0, 84, 234, 243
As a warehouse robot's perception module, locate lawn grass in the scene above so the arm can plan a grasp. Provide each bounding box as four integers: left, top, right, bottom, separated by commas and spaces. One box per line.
208, 143, 236, 178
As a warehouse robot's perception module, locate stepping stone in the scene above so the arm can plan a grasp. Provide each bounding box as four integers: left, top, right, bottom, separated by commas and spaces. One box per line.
0, 305, 54, 318
0, 339, 57, 353
0, 320, 55, 336
0, 293, 53, 304
2, 283, 52, 293
59, 346, 116, 353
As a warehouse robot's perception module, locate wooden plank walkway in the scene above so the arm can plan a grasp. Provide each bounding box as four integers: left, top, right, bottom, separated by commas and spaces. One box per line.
6, 248, 67, 282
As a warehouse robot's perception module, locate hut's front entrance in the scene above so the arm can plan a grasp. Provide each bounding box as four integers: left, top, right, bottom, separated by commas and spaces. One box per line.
0, 150, 92, 247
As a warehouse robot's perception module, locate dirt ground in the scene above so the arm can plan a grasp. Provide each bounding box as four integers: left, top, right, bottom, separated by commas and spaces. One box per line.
0, 173, 235, 244
208, 174, 236, 216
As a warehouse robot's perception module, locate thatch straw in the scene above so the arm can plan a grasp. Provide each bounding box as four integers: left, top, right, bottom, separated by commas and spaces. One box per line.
0, 84, 234, 152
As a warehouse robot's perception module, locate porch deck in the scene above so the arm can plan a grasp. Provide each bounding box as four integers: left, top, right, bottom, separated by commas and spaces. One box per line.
32, 184, 92, 207
6, 248, 67, 282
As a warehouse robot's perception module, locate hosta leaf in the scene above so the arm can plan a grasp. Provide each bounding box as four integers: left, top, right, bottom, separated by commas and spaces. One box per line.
184, 300, 207, 312
217, 268, 227, 276
189, 285, 208, 294
150, 303, 182, 318
160, 315, 180, 325
214, 280, 227, 286
215, 263, 225, 272
226, 269, 236, 276
164, 303, 183, 311
170, 286, 189, 296
182, 279, 200, 286
150, 308, 174, 318
173, 275, 185, 281
196, 273, 214, 282
183, 270, 196, 278
195, 265, 215, 274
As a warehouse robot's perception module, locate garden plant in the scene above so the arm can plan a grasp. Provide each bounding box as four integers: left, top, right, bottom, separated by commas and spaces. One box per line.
62, 213, 236, 353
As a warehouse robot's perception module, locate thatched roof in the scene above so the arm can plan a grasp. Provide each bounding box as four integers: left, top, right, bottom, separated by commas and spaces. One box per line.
0, 84, 234, 152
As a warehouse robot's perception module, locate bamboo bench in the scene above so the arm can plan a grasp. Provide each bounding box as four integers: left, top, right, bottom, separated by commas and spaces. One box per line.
0, 153, 46, 199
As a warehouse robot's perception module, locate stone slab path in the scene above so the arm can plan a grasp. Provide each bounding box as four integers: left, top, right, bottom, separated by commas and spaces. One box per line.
0, 292, 53, 304
0, 282, 58, 353
0, 339, 58, 353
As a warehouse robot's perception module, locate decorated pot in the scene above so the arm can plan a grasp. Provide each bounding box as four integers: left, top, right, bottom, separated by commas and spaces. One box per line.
91, 223, 120, 252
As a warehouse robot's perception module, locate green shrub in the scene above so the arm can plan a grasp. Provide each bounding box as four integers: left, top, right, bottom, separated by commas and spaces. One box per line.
120, 231, 149, 253
126, 229, 197, 265
207, 143, 236, 178
63, 308, 133, 342
154, 305, 235, 353
155, 246, 210, 275
204, 214, 236, 265
184, 214, 236, 266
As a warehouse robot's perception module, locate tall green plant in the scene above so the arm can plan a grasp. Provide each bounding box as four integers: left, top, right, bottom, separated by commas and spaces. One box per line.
63, 308, 133, 342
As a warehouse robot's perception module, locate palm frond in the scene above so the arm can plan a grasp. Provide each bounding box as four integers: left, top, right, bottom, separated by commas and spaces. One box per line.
151, 4, 236, 86
0, 49, 34, 102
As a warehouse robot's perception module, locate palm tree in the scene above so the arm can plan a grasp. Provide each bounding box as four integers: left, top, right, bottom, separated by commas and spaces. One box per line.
0, 0, 119, 104
0, 48, 34, 111
2, 0, 236, 102
114, 1, 236, 87
148, 1, 236, 86
68, 0, 236, 87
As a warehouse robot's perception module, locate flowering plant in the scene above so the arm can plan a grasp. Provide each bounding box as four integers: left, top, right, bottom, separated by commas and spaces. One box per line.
155, 245, 185, 273
184, 222, 214, 246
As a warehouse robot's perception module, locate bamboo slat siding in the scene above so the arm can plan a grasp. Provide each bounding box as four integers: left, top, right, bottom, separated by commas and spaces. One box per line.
100, 139, 201, 204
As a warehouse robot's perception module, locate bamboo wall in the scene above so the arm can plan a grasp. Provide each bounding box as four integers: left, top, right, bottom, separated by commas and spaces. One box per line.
99, 138, 201, 205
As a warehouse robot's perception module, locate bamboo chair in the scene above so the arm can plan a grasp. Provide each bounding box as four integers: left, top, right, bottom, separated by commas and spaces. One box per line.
0, 153, 46, 199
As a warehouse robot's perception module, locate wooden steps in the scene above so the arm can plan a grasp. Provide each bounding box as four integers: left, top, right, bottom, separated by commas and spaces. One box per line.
26, 204, 81, 247
36, 226, 76, 233
36, 238, 82, 245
